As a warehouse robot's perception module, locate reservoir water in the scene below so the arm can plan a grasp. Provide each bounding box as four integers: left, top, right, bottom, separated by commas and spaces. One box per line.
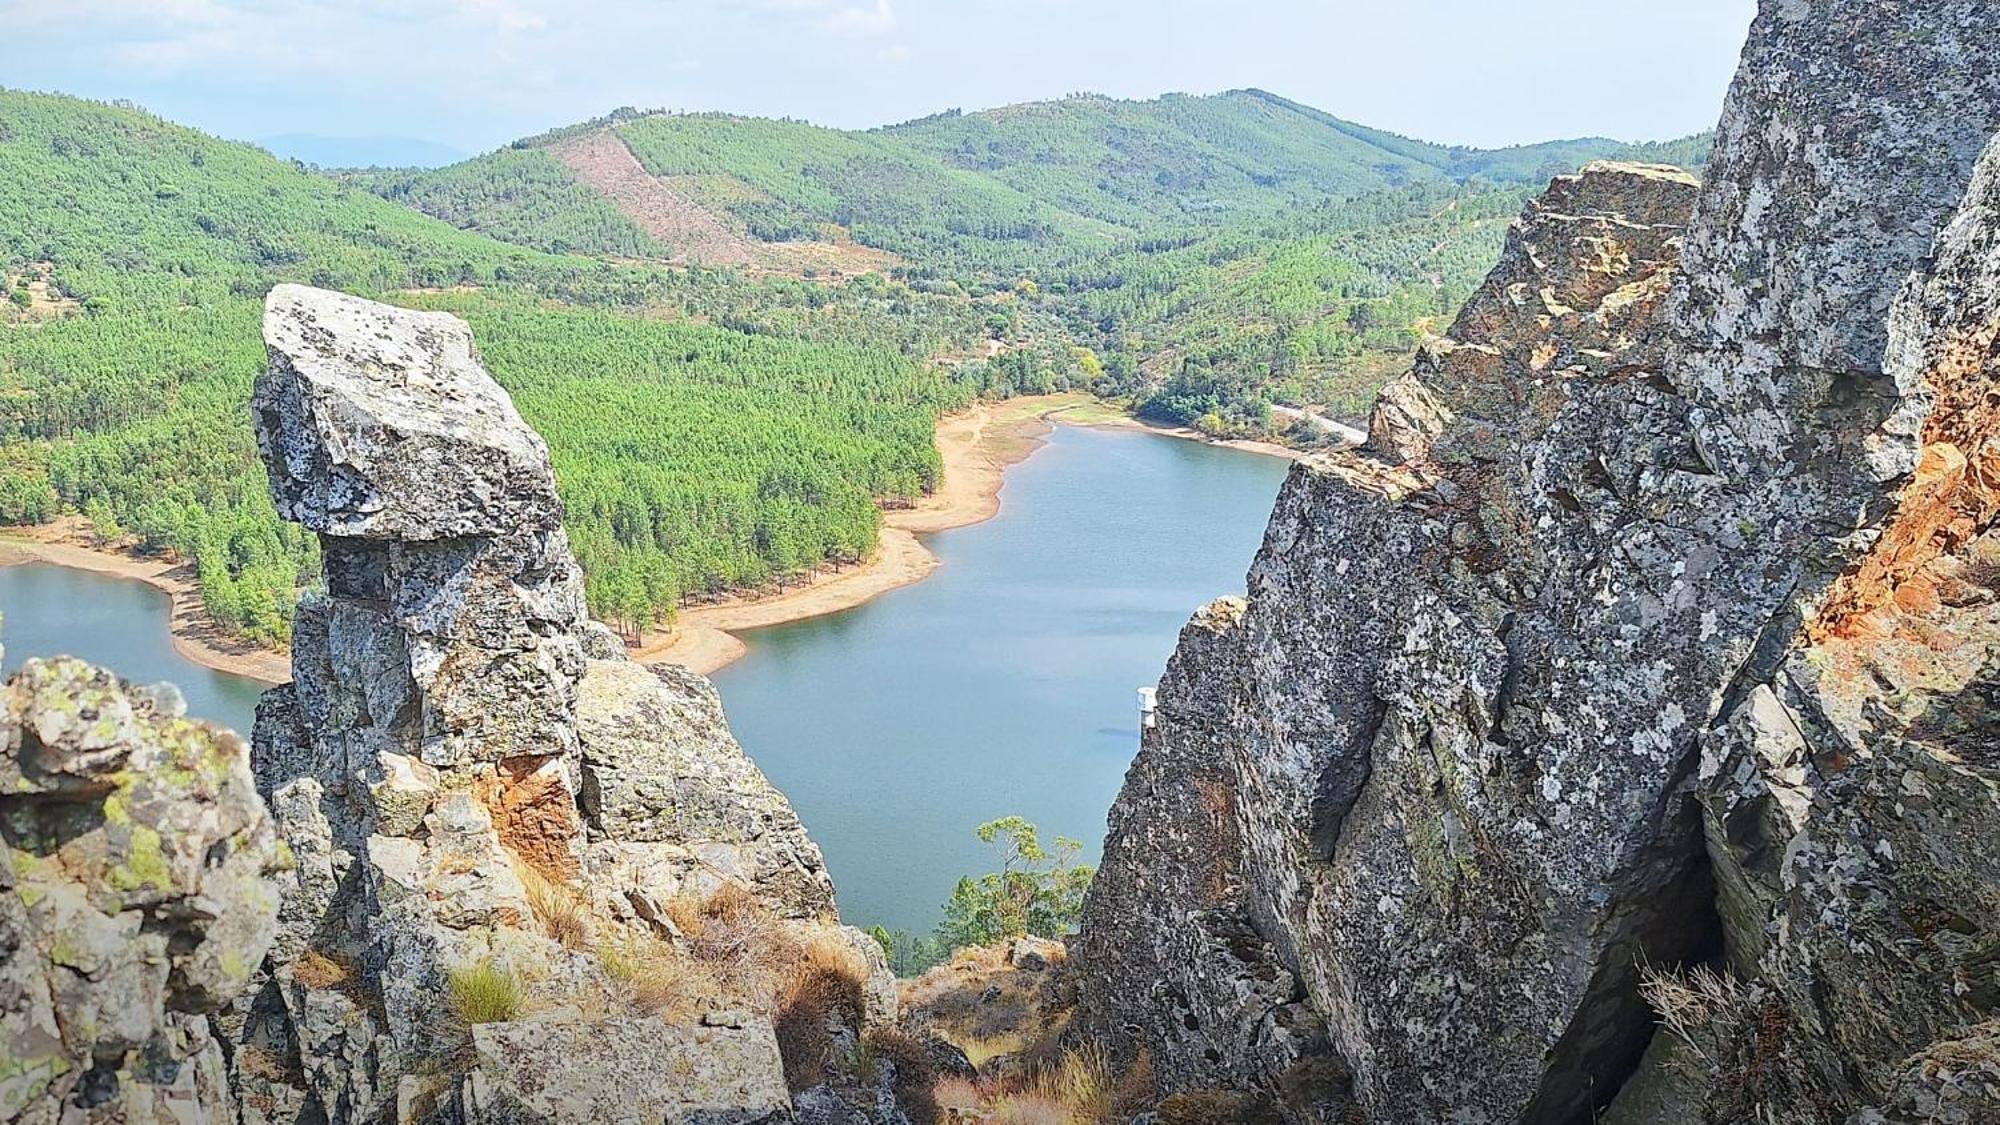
0, 562, 265, 734
712, 425, 1288, 933
0, 424, 1289, 935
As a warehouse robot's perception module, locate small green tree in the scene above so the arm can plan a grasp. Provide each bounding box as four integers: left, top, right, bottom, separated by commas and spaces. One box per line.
934, 816, 1094, 952
81, 497, 123, 545
866, 925, 950, 976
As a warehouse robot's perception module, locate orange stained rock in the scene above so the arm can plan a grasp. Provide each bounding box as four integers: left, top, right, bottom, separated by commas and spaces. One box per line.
479, 755, 583, 882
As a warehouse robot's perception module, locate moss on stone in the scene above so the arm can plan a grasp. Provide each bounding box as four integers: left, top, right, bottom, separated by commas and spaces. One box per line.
108, 824, 173, 894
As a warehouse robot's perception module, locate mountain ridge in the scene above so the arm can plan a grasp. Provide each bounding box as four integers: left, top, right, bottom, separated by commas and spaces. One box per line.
367, 88, 1710, 270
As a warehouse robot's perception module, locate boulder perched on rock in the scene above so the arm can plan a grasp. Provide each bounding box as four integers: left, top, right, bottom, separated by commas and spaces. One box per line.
1074, 3, 2000, 1123
254, 284, 562, 541
235, 285, 841, 1123
0, 647, 284, 1121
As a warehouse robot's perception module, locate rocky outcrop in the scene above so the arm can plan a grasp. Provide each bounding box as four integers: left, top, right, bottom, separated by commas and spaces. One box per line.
234, 285, 847, 1123
0, 647, 284, 1121
1075, 3, 2000, 1123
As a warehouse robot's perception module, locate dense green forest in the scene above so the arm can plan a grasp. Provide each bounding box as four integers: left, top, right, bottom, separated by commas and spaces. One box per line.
1044, 183, 1534, 432
0, 90, 1062, 643
0, 83, 1704, 647
362, 147, 669, 259
392, 89, 1702, 278
377, 90, 1706, 435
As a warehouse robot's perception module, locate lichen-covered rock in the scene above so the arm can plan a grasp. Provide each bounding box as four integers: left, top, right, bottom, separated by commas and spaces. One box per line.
238, 286, 835, 1122
456, 1014, 791, 1124
577, 659, 835, 920
1606, 120, 2000, 1125
254, 283, 562, 541
1856, 1021, 2000, 1125
1072, 599, 1330, 1102
1076, 4, 2000, 1123
0, 653, 283, 1121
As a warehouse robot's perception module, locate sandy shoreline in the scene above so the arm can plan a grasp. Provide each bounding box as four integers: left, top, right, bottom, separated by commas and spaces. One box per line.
0, 524, 291, 685
634, 392, 1086, 673
0, 392, 1303, 683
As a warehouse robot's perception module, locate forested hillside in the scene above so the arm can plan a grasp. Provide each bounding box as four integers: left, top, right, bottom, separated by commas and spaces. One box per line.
380, 89, 1704, 277
0, 90, 1061, 645
0, 84, 1703, 650
370, 90, 1704, 434
1051, 183, 1533, 431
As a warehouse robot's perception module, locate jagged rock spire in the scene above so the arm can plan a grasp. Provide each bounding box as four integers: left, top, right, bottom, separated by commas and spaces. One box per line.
236, 286, 841, 1123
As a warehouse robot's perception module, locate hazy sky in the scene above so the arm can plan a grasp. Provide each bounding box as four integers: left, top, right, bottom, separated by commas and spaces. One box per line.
0, 1, 1757, 156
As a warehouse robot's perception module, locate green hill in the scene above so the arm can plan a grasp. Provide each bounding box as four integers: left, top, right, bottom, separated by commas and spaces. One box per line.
373, 89, 1707, 273
0, 86, 1708, 648
0, 89, 1048, 644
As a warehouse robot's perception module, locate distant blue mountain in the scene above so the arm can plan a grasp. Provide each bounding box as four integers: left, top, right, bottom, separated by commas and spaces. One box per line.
258, 133, 468, 170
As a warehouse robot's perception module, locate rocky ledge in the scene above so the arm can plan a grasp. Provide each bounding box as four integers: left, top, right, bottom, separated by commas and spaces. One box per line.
1074, 3, 2000, 1123
0, 646, 285, 1120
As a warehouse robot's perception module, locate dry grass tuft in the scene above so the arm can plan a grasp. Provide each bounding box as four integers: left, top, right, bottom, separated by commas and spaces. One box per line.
986, 1092, 1076, 1125
599, 933, 722, 1023
934, 1075, 986, 1117
668, 880, 763, 937
861, 1027, 940, 1125
519, 865, 590, 950
447, 958, 526, 1026
292, 948, 356, 991
1640, 962, 1750, 1063
1027, 1042, 1115, 1125
940, 1040, 1159, 1125
668, 884, 794, 998
774, 934, 870, 1091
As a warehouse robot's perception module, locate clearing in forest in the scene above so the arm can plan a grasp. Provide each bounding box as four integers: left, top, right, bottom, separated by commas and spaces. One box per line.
551, 129, 899, 277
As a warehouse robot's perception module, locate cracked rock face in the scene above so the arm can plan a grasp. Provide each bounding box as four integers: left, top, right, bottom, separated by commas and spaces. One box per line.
235, 285, 837, 1123
1075, 3, 2000, 1123
0, 649, 284, 1122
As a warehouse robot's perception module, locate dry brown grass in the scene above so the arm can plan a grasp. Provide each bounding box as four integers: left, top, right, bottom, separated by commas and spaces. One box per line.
1639, 962, 1751, 1063
666, 883, 854, 1010
232, 1045, 296, 1084
986, 1092, 1076, 1125
1026, 1043, 1115, 1124
934, 1075, 985, 1117
774, 935, 870, 1091
598, 933, 723, 1023
666, 880, 762, 937
292, 948, 356, 991
934, 1039, 1159, 1125
519, 864, 590, 950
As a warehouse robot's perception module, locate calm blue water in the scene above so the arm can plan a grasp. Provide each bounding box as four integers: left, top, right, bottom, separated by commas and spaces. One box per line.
0, 562, 265, 735
0, 425, 1288, 935
712, 425, 1288, 933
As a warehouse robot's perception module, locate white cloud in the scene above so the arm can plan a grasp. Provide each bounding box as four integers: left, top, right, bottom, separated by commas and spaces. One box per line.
817, 0, 894, 38
2, 0, 552, 77
725, 0, 894, 38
